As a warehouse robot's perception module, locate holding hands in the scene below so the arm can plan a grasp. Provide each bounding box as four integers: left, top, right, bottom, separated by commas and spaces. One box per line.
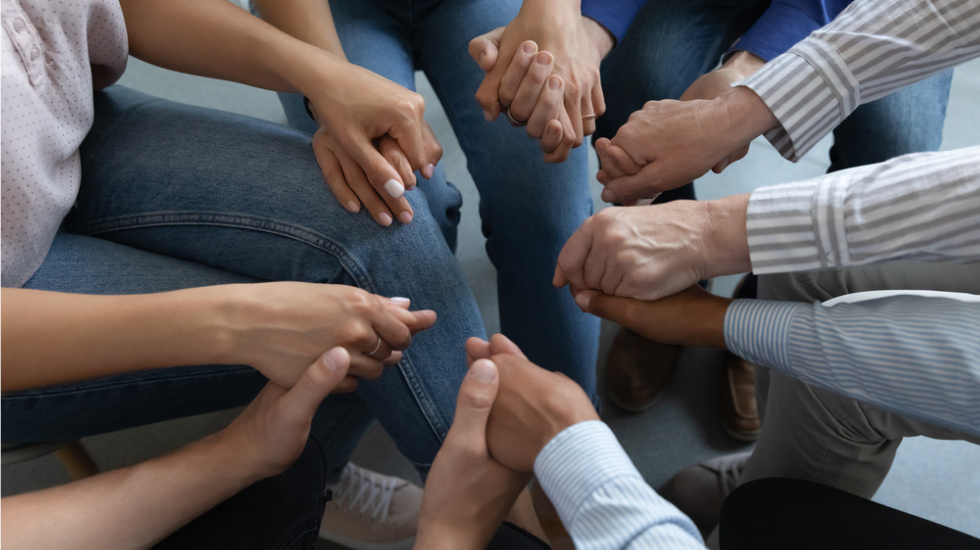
595, 52, 776, 204
469, 2, 613, 162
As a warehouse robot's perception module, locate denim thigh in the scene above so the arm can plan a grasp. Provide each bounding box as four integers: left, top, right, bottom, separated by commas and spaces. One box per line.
4, 86, 486, 475
413, 0, 600, 400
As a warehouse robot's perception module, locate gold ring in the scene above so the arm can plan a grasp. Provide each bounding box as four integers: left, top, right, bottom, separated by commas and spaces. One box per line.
368, 337, 383, 356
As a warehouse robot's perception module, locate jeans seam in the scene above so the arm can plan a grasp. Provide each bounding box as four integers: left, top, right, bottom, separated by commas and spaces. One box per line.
2, 365, 258, 399
69, 211, 451, 445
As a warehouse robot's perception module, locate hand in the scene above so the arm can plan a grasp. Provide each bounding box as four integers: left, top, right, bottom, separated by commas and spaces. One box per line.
416, 359, 531, 550
572, 286, 731, 349
304, 56, 443, 226
465, 335, 599, 473
553, 194, 752, 301
596, 75, 776, 204
471, 5, 613, 162
220, 283, 436, 390
218, 347, 351, 480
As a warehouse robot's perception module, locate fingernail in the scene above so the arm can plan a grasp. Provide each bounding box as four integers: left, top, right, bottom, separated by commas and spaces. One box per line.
379, 212, 392, 226
469, 359, 497, 383
484, 110, 494, 122
390, 297, 411, 306
398, 211, 413, 224
384, 179, 405, 199
522, 42, 536, 54
537, 52, 550, 65
575, 292, 590, 311
424, 163, 435, 179
346, 200, 360, 213
322, 348, 346, 372
478, 51, 487, 65
549, 77, 561, 90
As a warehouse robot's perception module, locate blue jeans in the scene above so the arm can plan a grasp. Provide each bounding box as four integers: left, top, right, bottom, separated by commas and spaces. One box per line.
269, 0, 601, 402
0, 86, 486, 481
595, 0, 952, 183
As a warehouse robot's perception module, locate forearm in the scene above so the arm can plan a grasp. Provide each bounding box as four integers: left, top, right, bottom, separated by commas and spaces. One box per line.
746, 147, 980, 274
1, 433, 260, 550
0, 286, 235, 392
119, 0, 342, 96
724, 293, 980, 437
252, 0, 347, 59
738, 0, 980, 160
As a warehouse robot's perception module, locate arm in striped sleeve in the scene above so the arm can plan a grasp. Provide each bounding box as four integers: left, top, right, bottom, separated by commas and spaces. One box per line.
534, 421, 705, 550
736, 0, 980, 161
724, 293, 980, 437
746, 147, 980, 274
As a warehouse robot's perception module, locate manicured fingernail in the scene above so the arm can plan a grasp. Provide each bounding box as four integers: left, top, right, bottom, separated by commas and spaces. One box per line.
522, 42, 536, 54
322, 348, 346, 372
398, 211, 413, 224
384, 179, 405, 199
390, 297, 411, 306
575, 292, 590, 311
379, 212, 392, 226
484, 110, 494, 122
424, 163, 435, 179
469, 359, 497, 383
549, 77, 561, 90
346, 200, 360, 213
537, 52, 550, 65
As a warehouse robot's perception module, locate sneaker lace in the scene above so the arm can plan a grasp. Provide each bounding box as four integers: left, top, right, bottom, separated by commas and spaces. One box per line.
328, 463, 397, 525
717, 456, 747, 495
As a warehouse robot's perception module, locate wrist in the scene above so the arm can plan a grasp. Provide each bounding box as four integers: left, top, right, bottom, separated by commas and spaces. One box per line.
718, 85, 780, 140
702, 194, 752, 278
722, 50, 765, 80
201, 284, 258, 366
200, 431, 271, 487
582, 16, 614, 59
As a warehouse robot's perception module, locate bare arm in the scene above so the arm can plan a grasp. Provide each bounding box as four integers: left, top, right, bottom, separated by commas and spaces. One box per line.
1, 348, 350, 550
252, 0, 346, 59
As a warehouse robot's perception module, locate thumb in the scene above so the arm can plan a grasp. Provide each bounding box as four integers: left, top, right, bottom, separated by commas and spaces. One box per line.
447, 359, 499, 449
468, 27, 503, 72
278, 347, 351, 424
574, 289, 636, 328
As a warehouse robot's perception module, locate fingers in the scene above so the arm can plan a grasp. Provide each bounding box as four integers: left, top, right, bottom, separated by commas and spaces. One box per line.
596, 141, 642, 181
473, 28, 509, 120
466, 336, 492, 367
336, 150, 410, 226
447, 359, 499, 450
378, 135, 417, 191
711, 144, 750, 174
528, 75, 564, 144
333, 375, 359, 394
498, 41, 538, 111
603, 162, 667, 205
580, 94, 597, 138
370, 306, 413, 352
348, 352, 385, 380
553, 218, 594, 288
279, 347, 350, 421
488, 334, 527, 358
563, 90, 584, 148
543, 107, 576, 163
312, 131, 361, 214
421, 122, 442, 179
509, 51, 553, 123
468, 27, 504, 72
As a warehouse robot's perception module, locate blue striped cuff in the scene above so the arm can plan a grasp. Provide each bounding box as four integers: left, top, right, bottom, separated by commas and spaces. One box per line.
724, 299, 803, 373
534, 421, 643, 524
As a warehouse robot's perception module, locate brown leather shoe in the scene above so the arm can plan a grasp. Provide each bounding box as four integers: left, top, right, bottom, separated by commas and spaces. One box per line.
605, 327, 681, 413
720, 352, 761, 441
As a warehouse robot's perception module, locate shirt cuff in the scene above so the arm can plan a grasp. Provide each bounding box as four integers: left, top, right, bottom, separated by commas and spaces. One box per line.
581, 0, 646, 44
725, 2, 824, 63
736, 37, 860, 162
746, 174, 852, 274
724, 299, 803, 373
534, 421, 643, 522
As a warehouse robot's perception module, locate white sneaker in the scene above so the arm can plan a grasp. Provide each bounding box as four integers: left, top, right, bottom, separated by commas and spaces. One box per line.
319, 463, 422, 550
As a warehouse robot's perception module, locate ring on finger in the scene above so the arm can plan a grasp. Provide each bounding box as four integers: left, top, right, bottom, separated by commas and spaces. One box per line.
506, 106, 528, 127
582, 113, 597, 120
368, 336, 383, 356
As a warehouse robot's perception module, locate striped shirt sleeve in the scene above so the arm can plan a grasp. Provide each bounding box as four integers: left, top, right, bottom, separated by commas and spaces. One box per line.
736, 0, 980, 161
534, 421, 705, 550
724, 293, 980, 437
746, 147, 980, 274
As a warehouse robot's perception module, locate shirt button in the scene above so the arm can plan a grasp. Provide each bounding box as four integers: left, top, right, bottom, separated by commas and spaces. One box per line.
826, 251, 838, 263
13, 19, 25, 32
30, 48, 40, 61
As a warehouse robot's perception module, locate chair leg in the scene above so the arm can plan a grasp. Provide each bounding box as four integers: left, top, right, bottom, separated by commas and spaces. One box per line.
54, 441, 100, 480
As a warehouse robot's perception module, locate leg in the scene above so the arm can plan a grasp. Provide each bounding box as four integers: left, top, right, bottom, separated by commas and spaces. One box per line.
68, 86, 485, 475
414, 0, 601, 400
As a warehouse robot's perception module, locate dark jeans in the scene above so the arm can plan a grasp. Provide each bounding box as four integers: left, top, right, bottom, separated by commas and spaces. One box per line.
720, 478, 980, 550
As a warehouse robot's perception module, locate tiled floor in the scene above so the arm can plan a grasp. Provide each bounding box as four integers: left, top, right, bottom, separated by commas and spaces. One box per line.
3, 48, 978, 546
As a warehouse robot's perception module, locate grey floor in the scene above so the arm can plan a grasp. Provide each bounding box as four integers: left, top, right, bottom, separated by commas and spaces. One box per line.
3, 49, 979, 545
